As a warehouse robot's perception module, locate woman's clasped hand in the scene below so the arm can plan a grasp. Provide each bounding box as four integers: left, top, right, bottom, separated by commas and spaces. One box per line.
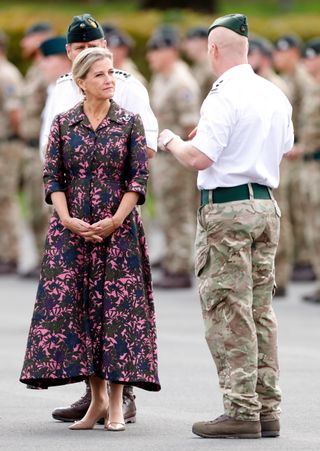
62, 216, 120, 243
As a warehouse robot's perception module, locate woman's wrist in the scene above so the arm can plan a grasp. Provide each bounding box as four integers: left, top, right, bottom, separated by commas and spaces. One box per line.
111, 215, 123, 230
61, 215, 72, 227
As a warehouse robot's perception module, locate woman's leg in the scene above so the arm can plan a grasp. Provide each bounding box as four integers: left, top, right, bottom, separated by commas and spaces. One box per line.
106, 383, 125, 430
69, 376, 108, 429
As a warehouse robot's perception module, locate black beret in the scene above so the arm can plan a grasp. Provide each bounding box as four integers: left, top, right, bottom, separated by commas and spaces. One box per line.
24, 22, 53, 37
147, 26, 179, 50
40, 36, 67, 57
186, 27, 208, 40
67, 14, 104, 44
303, 38, 320, 58
249, 36, 274, 58
275, 34, 302, 51
208, 14, 248, 38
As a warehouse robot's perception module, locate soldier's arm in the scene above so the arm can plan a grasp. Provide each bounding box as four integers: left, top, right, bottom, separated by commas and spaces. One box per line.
158, 130, 213, 171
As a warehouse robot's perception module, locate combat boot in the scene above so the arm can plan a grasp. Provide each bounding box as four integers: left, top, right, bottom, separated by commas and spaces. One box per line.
153, 271, 192, 289
52, 382, 137, 424
260, 418, 280, 437
192, 414, 261, 439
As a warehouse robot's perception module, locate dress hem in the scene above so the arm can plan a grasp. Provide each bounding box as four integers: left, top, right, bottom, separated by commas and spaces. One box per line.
20, 375, 161, 392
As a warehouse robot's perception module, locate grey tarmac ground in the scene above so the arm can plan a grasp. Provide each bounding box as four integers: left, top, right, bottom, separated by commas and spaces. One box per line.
1, 272, 320, 451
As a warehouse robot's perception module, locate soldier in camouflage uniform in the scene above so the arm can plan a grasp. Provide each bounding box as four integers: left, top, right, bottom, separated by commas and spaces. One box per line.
0, 31, 23, 274
184, 26, 216, 102
147, 26, 200, 288
248, 36, 294, 297
19, 22, 53, 277
159, 14, 294, 438
274, 35, 317, 283
298, 39, 320, 303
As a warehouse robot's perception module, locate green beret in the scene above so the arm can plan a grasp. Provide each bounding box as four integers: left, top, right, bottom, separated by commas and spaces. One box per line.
24, 22, 52, 37
40, 36, 67, 57
208, 14, 248, 38
67, 14, 104, 44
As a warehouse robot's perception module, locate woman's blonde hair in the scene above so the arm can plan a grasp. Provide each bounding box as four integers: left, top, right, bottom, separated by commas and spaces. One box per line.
72, 47, 113, 89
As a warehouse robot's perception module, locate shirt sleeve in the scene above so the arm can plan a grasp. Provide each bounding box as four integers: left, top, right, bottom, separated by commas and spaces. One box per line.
283, 116, 294, 154
192, 94, 233, 162
125, 114, 149, 205
121, 78, 158, 152
43, 115, 67, 205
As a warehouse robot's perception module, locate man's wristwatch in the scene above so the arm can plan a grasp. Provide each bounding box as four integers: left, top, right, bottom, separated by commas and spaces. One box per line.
162, 131, 176, 148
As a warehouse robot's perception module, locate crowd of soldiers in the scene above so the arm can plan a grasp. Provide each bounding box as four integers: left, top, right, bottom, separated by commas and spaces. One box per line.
1, 19, 320, 302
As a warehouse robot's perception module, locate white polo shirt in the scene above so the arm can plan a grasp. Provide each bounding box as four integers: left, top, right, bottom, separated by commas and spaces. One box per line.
192, 64, 294, 190
40, 70, 158, 158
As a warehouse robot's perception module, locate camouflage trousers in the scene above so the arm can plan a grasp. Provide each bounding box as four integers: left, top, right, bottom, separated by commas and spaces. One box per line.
0, 141, 23, 264
195, 198, 281, 421
274, 158, 312, 288
300, 161, 320, 279
20, 146, 49, 261
151, 152, 197, 273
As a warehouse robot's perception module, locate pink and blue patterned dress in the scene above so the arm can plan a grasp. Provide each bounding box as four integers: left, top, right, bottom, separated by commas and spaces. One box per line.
20, 100, 160, 392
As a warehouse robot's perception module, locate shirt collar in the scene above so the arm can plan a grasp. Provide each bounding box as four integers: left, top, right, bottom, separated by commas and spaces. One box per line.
214, 63, 253, 86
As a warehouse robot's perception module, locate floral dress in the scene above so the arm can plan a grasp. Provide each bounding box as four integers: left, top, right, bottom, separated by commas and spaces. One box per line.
20, 100, 160, 392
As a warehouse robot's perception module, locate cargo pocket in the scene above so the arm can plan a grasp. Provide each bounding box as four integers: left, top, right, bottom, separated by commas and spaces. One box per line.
195, 242, 233, 312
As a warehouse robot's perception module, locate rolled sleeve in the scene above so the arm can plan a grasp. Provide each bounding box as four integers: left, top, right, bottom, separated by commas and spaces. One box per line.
126, 114, 149, 205
43, 115, 67, 204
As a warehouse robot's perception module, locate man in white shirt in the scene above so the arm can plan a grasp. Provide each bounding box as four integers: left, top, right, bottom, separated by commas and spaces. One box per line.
159, 14, 294, 439
40, 14, 157, 160
46, 13, 158, 427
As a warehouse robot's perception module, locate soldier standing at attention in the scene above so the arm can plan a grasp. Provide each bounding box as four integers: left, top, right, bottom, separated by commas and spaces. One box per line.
0, 31, 23, 275
298, 39, 320, 304
158, 14, 294, 438
146, 26, 200, 289
19, 22, 53, 278
274, 35, 317, 283
39, 13, 158, 426
184, 26, 216, 102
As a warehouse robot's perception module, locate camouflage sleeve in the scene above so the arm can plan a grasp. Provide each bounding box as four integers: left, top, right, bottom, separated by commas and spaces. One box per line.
174, 83, 200, 130
1, 72, 22, 112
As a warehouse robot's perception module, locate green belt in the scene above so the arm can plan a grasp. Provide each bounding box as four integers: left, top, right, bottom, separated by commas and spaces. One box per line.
303, 150, 320, 162
200, 183, 271, 206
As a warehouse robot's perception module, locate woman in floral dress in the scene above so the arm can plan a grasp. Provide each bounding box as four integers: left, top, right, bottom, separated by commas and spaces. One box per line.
20, 48, 160, 432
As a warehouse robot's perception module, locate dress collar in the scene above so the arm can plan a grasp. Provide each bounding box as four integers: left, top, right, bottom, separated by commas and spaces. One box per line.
68, 99, 132, 129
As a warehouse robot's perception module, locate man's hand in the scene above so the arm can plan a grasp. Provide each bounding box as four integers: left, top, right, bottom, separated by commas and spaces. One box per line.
285, 144, 303, 161
158, 129, 177, 151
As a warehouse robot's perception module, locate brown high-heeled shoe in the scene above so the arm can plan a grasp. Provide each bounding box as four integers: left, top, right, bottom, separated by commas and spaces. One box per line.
69, 408, 108, 430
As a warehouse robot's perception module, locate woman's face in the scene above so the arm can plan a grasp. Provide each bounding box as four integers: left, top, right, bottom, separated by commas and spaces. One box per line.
79, 57, 115, 100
